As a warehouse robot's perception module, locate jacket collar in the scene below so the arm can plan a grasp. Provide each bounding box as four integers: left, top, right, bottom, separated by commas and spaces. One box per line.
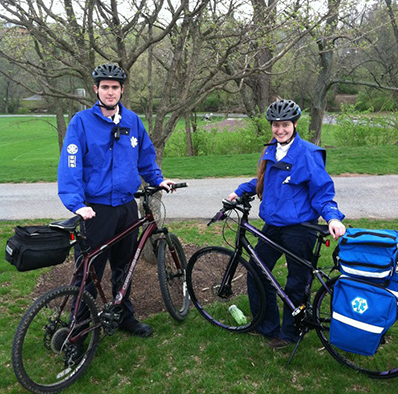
262, 133, 303, 164
92, 102, 124, 121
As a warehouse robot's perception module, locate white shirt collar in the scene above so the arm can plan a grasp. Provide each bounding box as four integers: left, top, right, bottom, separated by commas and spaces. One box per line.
108, 105, 121, 125
275, 138, 294, 161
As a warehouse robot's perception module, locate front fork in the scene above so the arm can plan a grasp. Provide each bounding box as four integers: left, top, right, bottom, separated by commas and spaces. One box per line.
152, 227, 183, 271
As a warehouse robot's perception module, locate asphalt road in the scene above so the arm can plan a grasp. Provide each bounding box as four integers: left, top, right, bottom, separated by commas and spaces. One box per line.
1, 175, 398, 221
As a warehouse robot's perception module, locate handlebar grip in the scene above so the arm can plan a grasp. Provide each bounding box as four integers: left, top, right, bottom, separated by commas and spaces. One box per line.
207, 209, 227, 226
170, 182, 188, 189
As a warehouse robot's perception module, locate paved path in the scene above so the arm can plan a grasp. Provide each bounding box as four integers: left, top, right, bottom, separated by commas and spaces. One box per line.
1, 175, 398, 221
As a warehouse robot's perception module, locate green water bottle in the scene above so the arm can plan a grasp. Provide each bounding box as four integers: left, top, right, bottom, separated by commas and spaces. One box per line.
229, 304, 247, 325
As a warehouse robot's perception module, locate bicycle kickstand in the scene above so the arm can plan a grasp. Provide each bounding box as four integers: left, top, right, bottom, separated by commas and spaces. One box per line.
285, 328, 308, 368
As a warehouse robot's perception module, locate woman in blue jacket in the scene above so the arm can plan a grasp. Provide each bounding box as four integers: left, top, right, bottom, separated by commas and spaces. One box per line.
228, 99, 346, 349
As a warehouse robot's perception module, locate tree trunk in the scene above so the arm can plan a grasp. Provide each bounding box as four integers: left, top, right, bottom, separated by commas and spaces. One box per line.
385, 0, 398, 45
146, 23, 154, 136
55, 101, 67, 153
4, 81, 9, 114
308, 1, 340, 146
309, 38, 333, 146
138, 191, 163, 265
185, 112, 193, 156
236, 0, 275, 124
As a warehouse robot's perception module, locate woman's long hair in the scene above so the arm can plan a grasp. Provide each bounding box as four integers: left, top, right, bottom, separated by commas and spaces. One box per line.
256, 149, 267, 200
256, 136, 274, 199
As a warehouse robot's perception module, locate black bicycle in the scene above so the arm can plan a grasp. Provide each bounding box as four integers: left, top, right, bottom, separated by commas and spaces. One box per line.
186, 193, 398, 378
12, 183, 189, 394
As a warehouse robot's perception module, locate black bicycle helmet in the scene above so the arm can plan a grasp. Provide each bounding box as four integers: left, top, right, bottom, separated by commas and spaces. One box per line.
266, 99, 301, 122
92, 63, 127, 85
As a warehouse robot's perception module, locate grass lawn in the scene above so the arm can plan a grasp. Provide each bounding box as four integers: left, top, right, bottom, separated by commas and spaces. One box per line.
1, 218, 398, 393
0, 116, 397, 183
1, 116, 398, 392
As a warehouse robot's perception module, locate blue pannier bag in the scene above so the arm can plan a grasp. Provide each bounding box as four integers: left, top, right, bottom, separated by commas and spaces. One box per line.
330, 276, 398, 356
335, 228, 398, 283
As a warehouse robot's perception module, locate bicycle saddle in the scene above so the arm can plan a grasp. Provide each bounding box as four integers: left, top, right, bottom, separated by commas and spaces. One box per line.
49, 216, 81, 232
301, 222, 330, 237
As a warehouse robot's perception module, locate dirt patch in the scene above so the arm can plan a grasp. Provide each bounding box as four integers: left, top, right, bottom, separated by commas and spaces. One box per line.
202, 118, 246, 131
31, 244, 199, 321
334, 94, 357, 106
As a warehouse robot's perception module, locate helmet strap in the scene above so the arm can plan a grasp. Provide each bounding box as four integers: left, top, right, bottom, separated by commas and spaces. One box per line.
96, 92, 123, 111
278, 129, 296, 145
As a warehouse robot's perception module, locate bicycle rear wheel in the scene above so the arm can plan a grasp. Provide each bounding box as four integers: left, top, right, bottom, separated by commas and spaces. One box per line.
12, 286, 101, 394
314, 277, 398, 378
157, 233, 190, 321
187, 246, 266, 332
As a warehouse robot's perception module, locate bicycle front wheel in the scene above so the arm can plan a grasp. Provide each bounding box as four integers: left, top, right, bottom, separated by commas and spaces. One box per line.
157, 233, 190, 321
12, 286, 101, 394
187, 246, 266, 333
314, 277, 398, 378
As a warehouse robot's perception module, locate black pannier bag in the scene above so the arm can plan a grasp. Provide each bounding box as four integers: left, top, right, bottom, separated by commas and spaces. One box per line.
5, 225, 72, 272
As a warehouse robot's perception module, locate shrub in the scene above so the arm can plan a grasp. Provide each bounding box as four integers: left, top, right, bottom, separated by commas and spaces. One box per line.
17, 107, 30, 114
356, 90, 398, 112
163, 113, 319, 158
334, 105, 398, 146
164, 118, 268, 158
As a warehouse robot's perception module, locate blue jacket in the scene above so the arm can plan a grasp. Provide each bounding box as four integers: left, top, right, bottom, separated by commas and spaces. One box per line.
235, 134, 344, 226
58, 103, 163, 213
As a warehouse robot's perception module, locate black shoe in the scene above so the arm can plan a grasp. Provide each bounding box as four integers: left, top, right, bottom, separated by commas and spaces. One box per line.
268, 337, 293, 349
119, 319, 153, 337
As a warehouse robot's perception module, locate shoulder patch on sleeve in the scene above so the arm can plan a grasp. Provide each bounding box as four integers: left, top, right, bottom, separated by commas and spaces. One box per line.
67, 144, 78, 154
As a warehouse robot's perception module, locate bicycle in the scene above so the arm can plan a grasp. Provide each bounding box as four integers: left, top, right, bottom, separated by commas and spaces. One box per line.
186, 193, 398, 379
11, 183, 189, 394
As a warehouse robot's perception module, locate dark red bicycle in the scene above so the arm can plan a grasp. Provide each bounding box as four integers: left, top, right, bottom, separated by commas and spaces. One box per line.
11, 183, 189, 394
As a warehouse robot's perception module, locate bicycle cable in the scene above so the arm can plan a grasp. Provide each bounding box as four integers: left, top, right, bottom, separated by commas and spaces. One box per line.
221, 209, 251, 260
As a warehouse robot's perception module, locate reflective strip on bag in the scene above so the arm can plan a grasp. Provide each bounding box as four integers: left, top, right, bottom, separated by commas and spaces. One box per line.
341, 265, 392, 279
332, 311, 384, 334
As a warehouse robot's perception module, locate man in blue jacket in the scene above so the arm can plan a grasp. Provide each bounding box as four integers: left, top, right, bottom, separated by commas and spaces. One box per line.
228, 99, 346, 349
58, 63, 174, 338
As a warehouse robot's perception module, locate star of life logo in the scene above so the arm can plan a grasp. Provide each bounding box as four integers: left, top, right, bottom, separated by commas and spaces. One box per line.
67, 144, 78, 154
351, 297, 368, 314
131, 137, 138, 148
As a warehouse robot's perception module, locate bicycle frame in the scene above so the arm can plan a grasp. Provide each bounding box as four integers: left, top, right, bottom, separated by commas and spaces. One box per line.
221, 205, 333, 322
68, 196, 182, 342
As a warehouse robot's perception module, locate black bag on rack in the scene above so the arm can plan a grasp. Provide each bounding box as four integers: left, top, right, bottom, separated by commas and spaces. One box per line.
5, 225, 72, 272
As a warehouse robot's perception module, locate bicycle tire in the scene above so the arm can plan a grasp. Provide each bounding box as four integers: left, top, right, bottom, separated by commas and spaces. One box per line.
157, 233, 190, 321
314, 276, 398, 378
12, 286, 101, 393
187, 246, 266, 332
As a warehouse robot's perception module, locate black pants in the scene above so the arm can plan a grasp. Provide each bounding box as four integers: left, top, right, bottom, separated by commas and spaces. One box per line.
248, 223, 317, 342
74, 199, 139, 323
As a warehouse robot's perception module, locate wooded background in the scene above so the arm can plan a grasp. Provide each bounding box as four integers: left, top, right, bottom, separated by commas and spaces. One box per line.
1, 0, 397, 163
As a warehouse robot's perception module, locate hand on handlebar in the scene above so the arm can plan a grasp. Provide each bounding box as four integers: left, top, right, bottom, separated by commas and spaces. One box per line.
159, 180, 189, 193
227, 192, 238, 201
159, 179, 176, 193
75, 206, 96, 221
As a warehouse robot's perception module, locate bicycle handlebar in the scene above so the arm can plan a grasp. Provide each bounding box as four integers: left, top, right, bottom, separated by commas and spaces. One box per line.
207, 194, 331, 237
207, 207, 228, 226
134, 182, 188, 198
170, 182, 188, 190
207, 194, 255, 226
